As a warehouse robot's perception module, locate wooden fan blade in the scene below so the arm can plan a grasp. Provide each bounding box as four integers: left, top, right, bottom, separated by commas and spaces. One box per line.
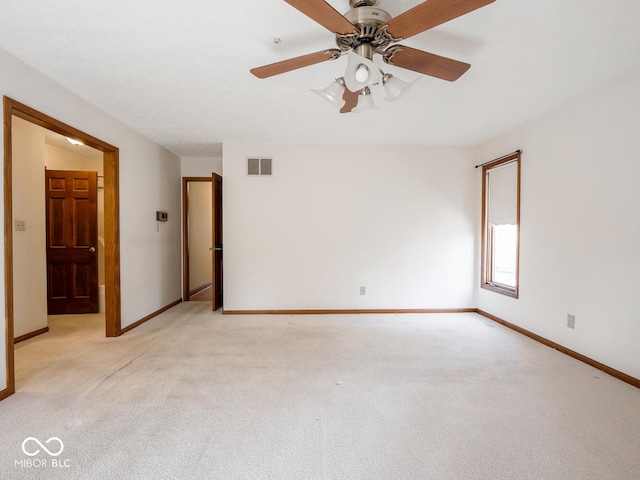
384, 45, 470, 82
340, 88, 359, 114
251, 49, 341, 79
284, 0, 357, 35
385, 0, 495, 40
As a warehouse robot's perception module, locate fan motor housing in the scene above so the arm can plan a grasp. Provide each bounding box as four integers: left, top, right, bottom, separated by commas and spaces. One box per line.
344, 6, 391, 28
337, 6, 393, 53
349, 0, 379, 7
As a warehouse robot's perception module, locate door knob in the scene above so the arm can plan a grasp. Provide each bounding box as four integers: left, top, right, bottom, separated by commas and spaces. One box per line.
89, 246, 96, 253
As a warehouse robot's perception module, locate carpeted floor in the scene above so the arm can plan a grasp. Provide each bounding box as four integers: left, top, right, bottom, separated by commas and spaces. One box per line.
1, 302, 639, 479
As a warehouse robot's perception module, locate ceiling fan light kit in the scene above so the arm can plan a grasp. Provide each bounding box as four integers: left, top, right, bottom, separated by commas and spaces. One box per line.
382, 73, 419, 103
344, 50, 382, 92
311, 77, 347, 109
352, 86, 380, 113
251, 0, 496, 114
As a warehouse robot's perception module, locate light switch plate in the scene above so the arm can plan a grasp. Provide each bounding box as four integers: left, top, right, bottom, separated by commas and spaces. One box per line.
567, 314, 575, 329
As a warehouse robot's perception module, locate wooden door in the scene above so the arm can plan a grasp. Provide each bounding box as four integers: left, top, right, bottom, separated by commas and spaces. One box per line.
212, 173, 223, 310
45, 169, 99, 314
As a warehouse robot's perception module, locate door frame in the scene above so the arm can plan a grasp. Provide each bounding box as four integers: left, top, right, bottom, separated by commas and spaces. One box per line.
182, 176, 213, 301
2, 96, 122, 400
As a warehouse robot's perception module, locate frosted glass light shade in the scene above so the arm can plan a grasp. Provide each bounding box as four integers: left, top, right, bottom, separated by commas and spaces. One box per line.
383, 74, 419, 102
311, 78, 346, 109
352, 89, 379, 113
344, 51, 382, 92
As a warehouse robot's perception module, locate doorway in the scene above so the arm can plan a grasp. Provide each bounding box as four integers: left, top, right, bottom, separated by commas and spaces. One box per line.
2, 97, 122, 400
182, 174, 223, 310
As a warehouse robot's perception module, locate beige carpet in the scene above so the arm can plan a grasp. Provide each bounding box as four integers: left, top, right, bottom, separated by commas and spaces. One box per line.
1, 302, 639, 479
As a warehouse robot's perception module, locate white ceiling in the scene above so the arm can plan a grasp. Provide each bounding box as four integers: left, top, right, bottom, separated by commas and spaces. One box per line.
1, 0, 639, 158
44, 129, 103, 159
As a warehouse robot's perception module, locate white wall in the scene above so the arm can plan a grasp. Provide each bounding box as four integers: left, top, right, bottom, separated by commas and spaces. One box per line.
188, 181, 213, 290
0, 47, 182, 392
181, 157, 222, 178
477, 65, 640, 380
12, 118, 48, 339
223, 143, 477, 311
118, 138, 181, 326
45, 143, 87, 170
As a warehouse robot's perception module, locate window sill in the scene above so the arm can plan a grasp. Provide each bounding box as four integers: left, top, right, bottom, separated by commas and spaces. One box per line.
482, 282, 518, 299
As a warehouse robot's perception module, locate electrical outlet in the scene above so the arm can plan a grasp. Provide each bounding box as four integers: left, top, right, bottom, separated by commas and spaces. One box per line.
15, 220, 26, 231
567, 314, 575, 329
360, 286, 366, 296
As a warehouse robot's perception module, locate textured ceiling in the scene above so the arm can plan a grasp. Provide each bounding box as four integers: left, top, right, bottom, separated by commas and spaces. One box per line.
1, 0, 639, 157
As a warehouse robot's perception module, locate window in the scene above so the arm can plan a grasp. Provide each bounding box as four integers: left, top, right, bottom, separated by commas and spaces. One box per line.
481, 151, 521, 298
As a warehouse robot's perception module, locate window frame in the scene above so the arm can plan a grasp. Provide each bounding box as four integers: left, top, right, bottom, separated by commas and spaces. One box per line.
481, 152, 521, 298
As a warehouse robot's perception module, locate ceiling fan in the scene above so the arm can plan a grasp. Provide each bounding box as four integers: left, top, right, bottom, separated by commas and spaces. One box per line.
250, 0, 495, 113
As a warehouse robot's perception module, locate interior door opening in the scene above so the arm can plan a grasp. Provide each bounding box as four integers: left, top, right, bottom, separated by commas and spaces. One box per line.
2, 96, 122, 400
182, 174, 222, 310
182, 177, 213, 302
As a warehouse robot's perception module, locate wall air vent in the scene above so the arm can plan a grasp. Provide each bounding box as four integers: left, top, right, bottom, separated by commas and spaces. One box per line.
247, 157, 273, 176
